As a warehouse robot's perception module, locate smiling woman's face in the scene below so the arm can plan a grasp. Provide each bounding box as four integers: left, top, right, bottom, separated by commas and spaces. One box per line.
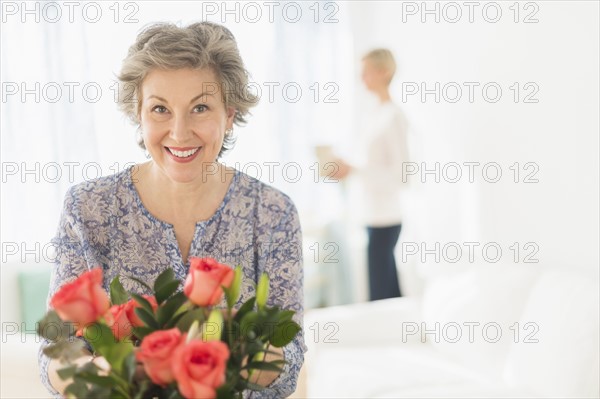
139, 68, 235, 183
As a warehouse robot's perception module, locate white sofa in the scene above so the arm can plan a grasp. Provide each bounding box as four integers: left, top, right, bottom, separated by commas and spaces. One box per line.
303, 264, 600, 398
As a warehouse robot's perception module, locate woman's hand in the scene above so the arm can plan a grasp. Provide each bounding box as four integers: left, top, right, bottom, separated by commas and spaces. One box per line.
330, 158, 352, 180
239, 345, 284, 388
48, 352, 110, 394
91, 355, 111, 375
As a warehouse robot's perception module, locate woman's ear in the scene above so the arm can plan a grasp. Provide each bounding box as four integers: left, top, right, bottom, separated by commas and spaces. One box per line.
226, 106, 236, 125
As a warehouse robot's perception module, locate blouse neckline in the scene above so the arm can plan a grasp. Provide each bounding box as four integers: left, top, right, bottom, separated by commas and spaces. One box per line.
125, 164, 239, 229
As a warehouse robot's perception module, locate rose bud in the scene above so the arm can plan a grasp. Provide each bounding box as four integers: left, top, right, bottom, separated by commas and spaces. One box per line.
184, 257, 234, 307
106, 304, 133, 341
125, 295, 158, 327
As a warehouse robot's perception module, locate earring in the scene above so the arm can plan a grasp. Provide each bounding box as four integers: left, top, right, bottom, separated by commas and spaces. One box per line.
144, 150, 151, 159
225, 127, 233, 136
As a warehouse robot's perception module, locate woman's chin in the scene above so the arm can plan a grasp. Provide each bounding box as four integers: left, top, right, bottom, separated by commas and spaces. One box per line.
159, 161, 217, 185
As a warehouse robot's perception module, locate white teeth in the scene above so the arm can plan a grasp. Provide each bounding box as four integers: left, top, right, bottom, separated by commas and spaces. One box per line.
168, 147, 200, 158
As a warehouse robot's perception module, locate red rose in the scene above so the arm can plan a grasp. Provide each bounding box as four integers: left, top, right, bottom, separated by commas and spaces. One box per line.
172, 340, 230, 399
50, 268, 110, 329
184, 257, 234, 306
136, 328, 184, 386
126, 295, 158, 327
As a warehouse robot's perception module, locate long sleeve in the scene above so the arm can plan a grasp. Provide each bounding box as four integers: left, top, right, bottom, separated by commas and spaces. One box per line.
347, 102, 410, 226
247, 199, 308, 399
38, 186, 93, 397
355, 105, 410, 188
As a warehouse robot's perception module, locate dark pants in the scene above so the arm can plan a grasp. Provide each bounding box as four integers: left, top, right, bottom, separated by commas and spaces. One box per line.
367, 224, 402, 301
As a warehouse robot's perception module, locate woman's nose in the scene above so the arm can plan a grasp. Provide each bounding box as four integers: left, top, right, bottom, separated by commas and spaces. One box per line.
169, 114, 193, 142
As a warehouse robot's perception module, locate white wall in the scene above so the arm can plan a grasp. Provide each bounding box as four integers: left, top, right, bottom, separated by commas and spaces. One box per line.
347, 1, 599, 281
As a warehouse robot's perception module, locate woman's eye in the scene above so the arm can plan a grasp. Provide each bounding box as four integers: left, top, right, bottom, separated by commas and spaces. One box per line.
152, 105, 168, 114
193, 104, 208, 113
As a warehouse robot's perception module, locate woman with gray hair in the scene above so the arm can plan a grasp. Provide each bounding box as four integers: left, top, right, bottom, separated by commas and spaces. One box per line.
39, 21, 306, 398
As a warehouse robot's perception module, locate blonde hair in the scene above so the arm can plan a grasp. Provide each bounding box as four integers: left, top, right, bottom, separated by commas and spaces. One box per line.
362, 48, 397, 85
117, 21, 259, 157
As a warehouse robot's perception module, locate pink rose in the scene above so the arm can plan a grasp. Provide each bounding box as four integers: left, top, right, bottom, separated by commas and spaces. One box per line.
50, 268, 110, 329
184, 258, 234, 307
172, 340, 230, 399
136, 328, 184, 386
126, 295, 158, 327
106, 304, 133, 341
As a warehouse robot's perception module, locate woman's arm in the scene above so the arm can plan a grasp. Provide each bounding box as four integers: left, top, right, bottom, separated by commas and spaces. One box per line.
249, 198, 308, 398
39, 186, 94, 396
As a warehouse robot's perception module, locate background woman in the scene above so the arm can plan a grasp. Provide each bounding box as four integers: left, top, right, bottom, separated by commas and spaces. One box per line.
333, 49, 409, 301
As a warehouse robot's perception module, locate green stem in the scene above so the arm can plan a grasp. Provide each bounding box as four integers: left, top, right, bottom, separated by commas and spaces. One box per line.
109, 370, 131, 398
227, 308, 233, 347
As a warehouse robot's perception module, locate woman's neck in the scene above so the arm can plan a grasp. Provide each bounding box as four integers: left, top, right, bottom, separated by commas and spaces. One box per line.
373, 87, 392, 103
141, 161, 227, 220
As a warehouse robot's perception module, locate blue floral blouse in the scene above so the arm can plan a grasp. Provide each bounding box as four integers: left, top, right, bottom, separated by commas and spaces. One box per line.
38, 164, 307, 399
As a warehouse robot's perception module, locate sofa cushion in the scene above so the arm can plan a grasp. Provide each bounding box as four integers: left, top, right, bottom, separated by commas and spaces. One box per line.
503, 270, 600, 398
421, 264, 541, 378
306, 345, 534, 398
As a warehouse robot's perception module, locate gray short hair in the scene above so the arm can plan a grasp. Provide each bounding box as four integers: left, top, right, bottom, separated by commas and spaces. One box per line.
117, 21, 259, 158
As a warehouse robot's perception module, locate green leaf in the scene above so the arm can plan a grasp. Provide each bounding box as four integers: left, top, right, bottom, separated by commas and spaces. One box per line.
244, 361, 284, 372
270, 320, 301, 347
82, 324, 134, 372
164, 311, 187, 329
155, 280, 180, 305
130, 293, 154, 314
134, 307, 160, 329
83, 322, 116, 353
56, 365, 77, 380
233, 297, 256, 323
64, 379, 89, 398
215, 383, 237, 399
154, 268, 176, 292
76, 373, 115, 388
168, 389, 186, 399
43, 339, 85, 362
101, 341, 134, 375
132, 326, 155, 340
275, 310, 295, 323
123, 352, 137, 383
110, 276, 129, 305
86, 385, 112, 399
133, 380, 151, 399
241, 381, 266, 391
176, 308, 205, 333
37, 310, 76, 341
240, 311, 261, 342
157, 292, 188, 326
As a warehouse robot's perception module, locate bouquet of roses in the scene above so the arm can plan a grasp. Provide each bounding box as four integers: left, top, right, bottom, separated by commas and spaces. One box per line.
38, 257, 301, 399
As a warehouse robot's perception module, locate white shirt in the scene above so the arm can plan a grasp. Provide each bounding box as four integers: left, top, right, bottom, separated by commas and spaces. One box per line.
351, 100, 410, 227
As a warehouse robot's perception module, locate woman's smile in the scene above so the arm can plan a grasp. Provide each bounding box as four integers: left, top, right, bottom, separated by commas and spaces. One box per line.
164, 146, 202, 163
